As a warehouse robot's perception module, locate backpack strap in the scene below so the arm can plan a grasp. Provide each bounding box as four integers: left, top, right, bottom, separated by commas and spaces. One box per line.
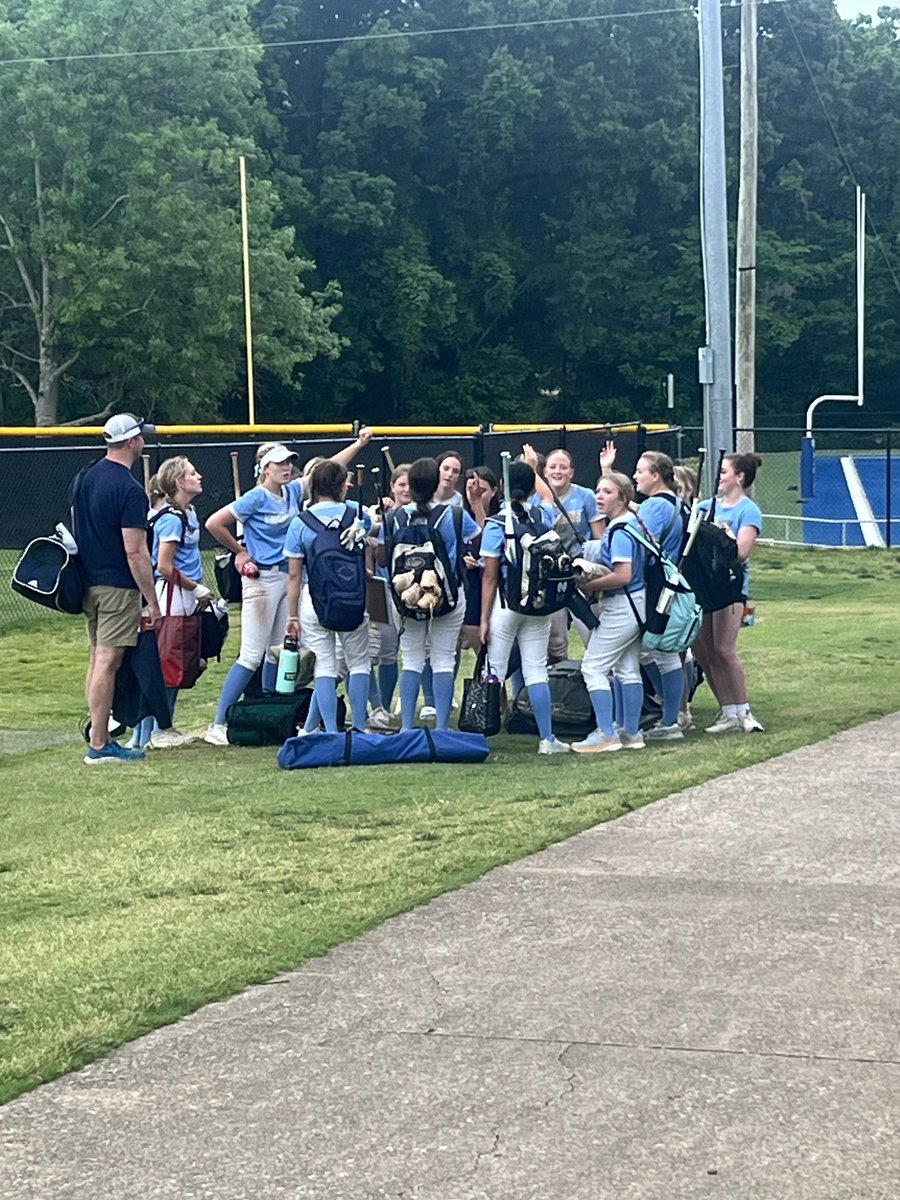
148, 504, 189, 545
382, 506, 406, 561
549, 492, 583, 545
67, 458, 101, 541
438, 503, 465, 584
298, 504, 355, 535
297, 510, 326, 535
625, 586, 646, 635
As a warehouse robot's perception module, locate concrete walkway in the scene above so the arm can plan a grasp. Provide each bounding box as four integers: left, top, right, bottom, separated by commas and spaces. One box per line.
3, 714, 900, 1199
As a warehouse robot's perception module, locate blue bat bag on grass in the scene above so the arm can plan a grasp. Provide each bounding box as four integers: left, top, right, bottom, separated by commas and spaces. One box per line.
278, 727, 490, 770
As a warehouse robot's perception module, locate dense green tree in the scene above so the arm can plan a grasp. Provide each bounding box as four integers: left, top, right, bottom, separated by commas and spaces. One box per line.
253, 0, 898, 428
0, 0, 342, 425
2, 0, 896, 429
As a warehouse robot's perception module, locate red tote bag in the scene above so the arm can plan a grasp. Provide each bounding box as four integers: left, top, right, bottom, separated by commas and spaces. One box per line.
157, 569, 204, 690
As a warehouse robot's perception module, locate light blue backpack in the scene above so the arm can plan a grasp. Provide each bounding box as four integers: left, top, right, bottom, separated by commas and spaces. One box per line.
623, 522, 703, 654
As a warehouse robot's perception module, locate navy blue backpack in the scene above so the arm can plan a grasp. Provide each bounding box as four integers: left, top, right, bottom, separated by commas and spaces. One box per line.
298, 506, 368, 631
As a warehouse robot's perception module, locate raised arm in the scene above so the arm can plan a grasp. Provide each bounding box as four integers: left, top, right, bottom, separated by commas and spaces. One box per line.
521, 443, 553, 503
331, 426, 373, 470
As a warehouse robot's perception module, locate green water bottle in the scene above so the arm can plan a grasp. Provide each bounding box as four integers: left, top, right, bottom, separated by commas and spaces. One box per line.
275, 635, 299, 694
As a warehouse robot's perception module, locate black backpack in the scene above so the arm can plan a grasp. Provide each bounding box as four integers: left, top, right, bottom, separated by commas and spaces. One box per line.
384, 504, 463, 621
494, 509, 576, 617
680, 501, 745, 613
298, 505, 368, 631
147, 504, 189, 555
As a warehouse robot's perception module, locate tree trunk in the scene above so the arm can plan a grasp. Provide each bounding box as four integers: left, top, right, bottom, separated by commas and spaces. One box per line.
34, 359, 59, 426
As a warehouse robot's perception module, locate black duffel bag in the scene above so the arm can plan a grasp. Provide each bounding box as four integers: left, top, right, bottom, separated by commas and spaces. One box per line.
505, 659, 594, 740
12, 536, 86, 615
214, 550, 244, 603
200, 603, 230, 661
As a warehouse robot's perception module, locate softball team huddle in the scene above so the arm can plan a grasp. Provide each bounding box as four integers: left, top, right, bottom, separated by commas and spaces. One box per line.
141, 435, 765, 753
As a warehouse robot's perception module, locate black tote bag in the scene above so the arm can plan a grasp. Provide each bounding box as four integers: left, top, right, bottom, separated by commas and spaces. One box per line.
458, 645, 502, 737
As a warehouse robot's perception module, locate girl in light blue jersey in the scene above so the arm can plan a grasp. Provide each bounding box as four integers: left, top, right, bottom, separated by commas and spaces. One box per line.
132, 456, 212, 749
284, 459, 372, 734
479, 461, 570, 756
694, 452, 764, 734
529, 447, 604, 662
381, 457, 480, 731
633, 451, 691, 741
571, 471, 647, 754
204, 442, 303, 744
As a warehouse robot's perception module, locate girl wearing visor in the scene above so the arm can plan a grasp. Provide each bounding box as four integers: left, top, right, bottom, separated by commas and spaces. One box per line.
204, 430, 373, 745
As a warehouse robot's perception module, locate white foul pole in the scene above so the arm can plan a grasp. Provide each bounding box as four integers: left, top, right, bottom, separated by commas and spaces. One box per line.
239, 155, 256, 427
805, 187, 865, 439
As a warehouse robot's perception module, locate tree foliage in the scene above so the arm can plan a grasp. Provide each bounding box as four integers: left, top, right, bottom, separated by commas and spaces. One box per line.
0, 0, 342, 425
0, 0, 898, 428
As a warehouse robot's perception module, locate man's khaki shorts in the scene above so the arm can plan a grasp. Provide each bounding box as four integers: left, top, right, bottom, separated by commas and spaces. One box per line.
84, 586, 142, 648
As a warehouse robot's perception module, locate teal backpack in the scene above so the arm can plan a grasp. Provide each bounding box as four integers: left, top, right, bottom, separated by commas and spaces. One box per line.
623, 521, 703, 654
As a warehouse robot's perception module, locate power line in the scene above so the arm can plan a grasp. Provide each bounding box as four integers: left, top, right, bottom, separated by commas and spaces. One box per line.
0, 4, 787, 68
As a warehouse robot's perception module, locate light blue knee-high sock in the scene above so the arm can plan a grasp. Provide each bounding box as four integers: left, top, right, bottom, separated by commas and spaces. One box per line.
347, 671, 370, 731
214, 662, 257, 724
368, 671, 381, 708
433, 671, 455, 731
261, 659, 278, 693
620, 681, 644, 737
130, 716, 154, 747
315, 677, 339, 733
379, 661, 398, 710
643, 660, 662, 699
304, 691, 321, 732
421, 661, 435, 706
400, 669, 422, 730
528, 681, 555, 742
588, 687, 616, 737
659, 668, 684, 727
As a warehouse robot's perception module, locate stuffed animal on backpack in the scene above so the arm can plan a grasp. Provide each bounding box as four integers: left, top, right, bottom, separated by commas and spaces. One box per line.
401, 580, 423, 607
416, 569, 443, 612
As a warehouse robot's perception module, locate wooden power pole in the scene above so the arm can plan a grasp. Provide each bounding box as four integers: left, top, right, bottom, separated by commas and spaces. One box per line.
735, 0, 758, 454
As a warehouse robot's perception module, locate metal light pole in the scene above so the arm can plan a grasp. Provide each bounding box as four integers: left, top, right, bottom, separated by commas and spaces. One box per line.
697, 0, 734, 495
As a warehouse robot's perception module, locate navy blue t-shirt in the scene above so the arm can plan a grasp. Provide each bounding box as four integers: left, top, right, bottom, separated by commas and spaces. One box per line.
75, 459, 149, 589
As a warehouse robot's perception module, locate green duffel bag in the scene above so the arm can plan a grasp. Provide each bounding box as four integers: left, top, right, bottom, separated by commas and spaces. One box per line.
225, 690, 313, 747
225, 689, 348, 746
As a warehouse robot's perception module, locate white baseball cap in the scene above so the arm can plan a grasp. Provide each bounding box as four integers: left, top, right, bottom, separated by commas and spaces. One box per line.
259, 444, 299, 470
103, 413, 156, 443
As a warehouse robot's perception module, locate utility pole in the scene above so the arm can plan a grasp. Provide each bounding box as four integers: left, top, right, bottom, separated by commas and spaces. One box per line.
735, 0, 758, 455
697, 0, 734, 494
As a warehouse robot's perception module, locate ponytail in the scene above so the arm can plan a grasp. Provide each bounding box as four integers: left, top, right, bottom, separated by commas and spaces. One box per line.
507, 461, 535, 508
408, 457, 439, 517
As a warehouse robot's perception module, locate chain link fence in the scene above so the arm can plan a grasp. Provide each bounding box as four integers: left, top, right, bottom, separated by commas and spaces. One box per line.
0, 423, 679, 625
677, 426, 899, 549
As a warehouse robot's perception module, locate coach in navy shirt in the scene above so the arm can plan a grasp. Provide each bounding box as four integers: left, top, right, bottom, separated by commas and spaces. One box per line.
74, 413, 164, 764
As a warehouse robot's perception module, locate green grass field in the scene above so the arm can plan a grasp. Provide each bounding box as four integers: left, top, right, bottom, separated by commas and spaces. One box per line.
1, 544, 899, 1104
